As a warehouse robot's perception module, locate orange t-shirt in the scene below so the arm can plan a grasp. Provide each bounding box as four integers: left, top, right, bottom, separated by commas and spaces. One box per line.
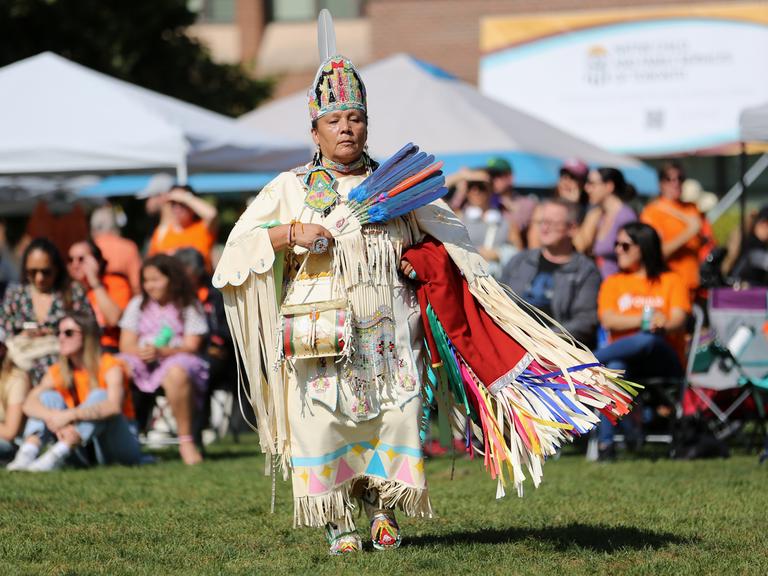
93, 233, 142, 294
640, 198, 703, 291
87, 274, 132, 350
48, 354, 135, 420
598, 271, 691, 360
148, 220, 215, 271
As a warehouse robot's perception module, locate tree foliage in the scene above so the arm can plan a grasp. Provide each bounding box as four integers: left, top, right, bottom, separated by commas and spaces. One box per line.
0, 0, 271, 116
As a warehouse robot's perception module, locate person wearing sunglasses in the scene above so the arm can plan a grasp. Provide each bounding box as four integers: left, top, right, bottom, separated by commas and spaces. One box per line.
595, 222, 691, 459
640, 161, 704, 294
7, 312, 141, 471
0, 238, 94, 391
578, 168, 637, 278
67, 239, 132, 353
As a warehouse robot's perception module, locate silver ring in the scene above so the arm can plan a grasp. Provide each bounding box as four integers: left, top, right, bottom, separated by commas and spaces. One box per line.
310, 237, 329, 254
408, 270, 417, 280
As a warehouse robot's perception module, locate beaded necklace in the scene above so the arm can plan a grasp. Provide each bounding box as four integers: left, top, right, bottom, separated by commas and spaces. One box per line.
320, 155, 366, 174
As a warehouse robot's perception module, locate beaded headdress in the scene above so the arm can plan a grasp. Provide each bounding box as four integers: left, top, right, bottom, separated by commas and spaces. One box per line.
308, 56, 366, 121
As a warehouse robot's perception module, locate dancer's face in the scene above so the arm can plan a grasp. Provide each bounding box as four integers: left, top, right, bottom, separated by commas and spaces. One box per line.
312, 109, 368, 165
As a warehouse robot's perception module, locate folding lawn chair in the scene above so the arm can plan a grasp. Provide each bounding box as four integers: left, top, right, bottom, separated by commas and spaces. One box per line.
684, 287, 768, 446
585, 306, 703, 460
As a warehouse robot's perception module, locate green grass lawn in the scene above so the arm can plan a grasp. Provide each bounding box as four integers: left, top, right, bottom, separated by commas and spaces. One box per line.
2, 436, 767, 576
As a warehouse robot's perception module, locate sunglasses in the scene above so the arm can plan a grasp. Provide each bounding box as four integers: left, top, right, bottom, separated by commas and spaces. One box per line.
614, 241, 635, 252
68, 255, 86, 264
58, 328, 81, 338
26, 267, 53, 278
536, 220, 568, 229
661, 175, 683, 183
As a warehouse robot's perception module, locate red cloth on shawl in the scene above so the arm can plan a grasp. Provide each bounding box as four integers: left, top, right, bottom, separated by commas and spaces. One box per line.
402, 238, 529, 388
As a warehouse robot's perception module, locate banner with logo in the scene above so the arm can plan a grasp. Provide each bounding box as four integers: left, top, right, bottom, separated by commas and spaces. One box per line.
480, 3, 768, 156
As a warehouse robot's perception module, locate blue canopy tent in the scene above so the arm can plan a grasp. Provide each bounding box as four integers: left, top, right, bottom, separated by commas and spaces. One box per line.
79, 172, 276, 198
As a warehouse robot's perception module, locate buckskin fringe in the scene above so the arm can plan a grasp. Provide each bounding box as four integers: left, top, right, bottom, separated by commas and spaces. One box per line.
332, 226, 404, 319
468, 274, 618, 388
294, 476, 433, 528
222, 270, 290, 472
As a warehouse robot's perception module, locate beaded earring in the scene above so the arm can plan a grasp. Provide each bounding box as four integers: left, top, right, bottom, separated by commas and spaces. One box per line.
363, 145, 372, 174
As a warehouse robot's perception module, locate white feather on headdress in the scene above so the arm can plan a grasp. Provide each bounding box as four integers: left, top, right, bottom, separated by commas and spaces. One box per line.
317, 9, 337, 62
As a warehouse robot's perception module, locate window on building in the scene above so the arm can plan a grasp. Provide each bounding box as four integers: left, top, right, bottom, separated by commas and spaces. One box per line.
270, 0, 363, 22
189, 0, 237, 23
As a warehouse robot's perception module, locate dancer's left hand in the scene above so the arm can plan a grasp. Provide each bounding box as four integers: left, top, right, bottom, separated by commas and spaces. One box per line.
400, 259, 416, 280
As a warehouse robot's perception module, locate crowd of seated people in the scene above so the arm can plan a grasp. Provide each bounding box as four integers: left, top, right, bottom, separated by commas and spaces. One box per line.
7, 312, 141, 471
0, 164, 766, 470
455, 159, 766, 460
0, 187, 221, 470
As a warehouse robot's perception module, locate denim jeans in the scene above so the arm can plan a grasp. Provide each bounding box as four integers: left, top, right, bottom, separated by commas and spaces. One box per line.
0, 437, 17, 462
23, 389, 141, 466
594, 332, 683, 446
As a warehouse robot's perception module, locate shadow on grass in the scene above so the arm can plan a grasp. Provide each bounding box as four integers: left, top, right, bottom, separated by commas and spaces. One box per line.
405, 523, 694, 552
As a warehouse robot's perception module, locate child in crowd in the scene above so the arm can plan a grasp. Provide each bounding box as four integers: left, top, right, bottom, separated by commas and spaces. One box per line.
118, 254, 208, 465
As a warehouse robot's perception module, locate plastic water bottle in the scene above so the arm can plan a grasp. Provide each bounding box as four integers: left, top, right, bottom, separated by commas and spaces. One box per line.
640, 304, 654, 332
726, 325, 754, 360
154, 325, 174, 347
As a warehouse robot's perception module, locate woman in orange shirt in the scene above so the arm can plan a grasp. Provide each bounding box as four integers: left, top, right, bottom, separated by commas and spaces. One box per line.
67, 239, 132, 352
595, 222, 691, 459
640, 162, 704, 293
148, 185, 218, 272
7, 312, 141, 471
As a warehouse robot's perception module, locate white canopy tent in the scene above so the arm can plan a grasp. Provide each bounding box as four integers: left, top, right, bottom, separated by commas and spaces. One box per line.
0, 52, 310, 180
740, 101, 768, 143
240, 53, 657, 193
707, 103, 768, 224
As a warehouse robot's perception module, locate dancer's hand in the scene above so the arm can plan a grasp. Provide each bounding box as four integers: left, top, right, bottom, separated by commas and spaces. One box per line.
292, 223, 334, 252
400, 259, 416, 280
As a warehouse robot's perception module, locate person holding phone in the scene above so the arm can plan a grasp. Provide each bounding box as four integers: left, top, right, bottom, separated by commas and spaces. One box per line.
0, 238, 93, 390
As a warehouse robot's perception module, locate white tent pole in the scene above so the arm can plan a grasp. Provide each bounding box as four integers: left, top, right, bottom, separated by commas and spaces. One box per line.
707, 153, 768, 224
176, 156, 188, 185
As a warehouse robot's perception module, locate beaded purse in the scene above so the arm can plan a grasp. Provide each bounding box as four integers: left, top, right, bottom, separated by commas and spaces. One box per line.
279, 252, 350, 360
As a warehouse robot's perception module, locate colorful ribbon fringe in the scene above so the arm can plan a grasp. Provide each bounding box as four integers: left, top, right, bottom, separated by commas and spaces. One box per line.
425, 305, 640, 496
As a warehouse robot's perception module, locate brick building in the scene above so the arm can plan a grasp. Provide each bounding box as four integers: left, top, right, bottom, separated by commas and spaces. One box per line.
190, 0, 723, 97
189, 1, 768, 201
